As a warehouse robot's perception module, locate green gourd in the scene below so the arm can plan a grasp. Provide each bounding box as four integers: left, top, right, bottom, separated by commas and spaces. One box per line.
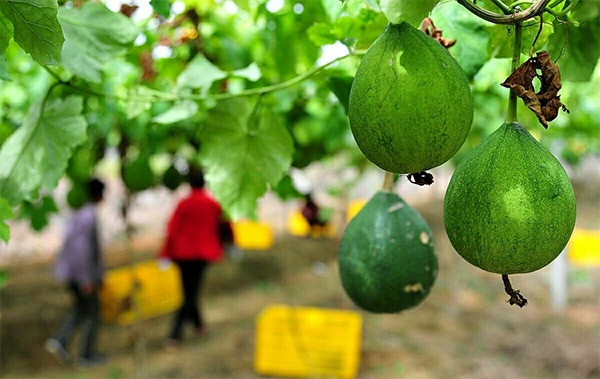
122, 156, 155, 192
162, 164, 184, 191
339, 191, 438, 313
444, 122, 576, 274
348, 22, 473, 174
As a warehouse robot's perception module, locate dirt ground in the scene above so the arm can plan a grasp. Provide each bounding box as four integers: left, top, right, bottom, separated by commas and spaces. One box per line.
1, 199, 599, 379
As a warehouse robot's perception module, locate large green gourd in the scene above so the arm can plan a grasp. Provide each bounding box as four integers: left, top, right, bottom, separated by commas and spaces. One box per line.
122, 156, 155, 192
162, 164, 184, 191
67, 181, 89, 209
444, 122, 576, 274
339, 191, 438, 313
348, 22, 473, 174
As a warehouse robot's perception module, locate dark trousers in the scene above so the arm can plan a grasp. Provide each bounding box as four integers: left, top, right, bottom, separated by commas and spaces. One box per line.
170, 260, 208, 340
55, 282, 100, 358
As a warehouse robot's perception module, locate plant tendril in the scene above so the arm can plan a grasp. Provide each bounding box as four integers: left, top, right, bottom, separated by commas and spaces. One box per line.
530, 14, 544, 57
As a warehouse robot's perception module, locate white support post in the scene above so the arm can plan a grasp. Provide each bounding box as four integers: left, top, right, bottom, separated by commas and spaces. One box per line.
549, 249, 568, 313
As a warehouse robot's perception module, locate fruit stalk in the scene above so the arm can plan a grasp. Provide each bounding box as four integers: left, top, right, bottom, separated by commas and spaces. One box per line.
382, 171, 395, 192
502, 274, 528, 307
505, 23, 523, 124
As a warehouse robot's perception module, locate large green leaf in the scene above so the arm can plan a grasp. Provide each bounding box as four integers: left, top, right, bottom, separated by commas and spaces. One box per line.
58, 3, 138, 83
152, 101, 199, 124
177, 54, 227, 92
572, 0, 600, 22
0, 95, 87, 205
548, 16, 600, 82
380, 0, 439, 27
0, 0, 63, 65
0, 197, 13, 243
432, 1, 490, 78
200, 98, 294, 219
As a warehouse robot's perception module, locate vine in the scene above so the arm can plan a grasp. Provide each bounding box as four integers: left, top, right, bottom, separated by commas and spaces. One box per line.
456, 0, 552, 24
505, 23, 523, 124
44, 51, 366, 105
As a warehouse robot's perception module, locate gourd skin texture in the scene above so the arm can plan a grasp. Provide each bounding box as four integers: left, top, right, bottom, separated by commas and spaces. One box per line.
444, 122, 576, 274
339, 191, 438, 313
348, 22, 473, 174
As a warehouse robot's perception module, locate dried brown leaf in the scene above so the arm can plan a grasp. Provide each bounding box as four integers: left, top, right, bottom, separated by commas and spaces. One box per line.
139, 51, 156, 82
501, 51, 569, 128
420, 18, 456, 49
120, 5, 138, 17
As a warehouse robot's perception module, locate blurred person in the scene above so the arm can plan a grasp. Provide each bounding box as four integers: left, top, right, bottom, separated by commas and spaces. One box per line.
45, 178, 106, 367
159, 168, 232, 347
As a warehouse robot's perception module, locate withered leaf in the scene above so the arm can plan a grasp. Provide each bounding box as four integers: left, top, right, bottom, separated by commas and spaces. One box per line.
501, 51, 569, 129
420, 18, 456, 50
120, 4, 138, 17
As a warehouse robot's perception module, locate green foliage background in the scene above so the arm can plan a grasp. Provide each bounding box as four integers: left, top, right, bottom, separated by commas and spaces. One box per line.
0, 0, 598, 240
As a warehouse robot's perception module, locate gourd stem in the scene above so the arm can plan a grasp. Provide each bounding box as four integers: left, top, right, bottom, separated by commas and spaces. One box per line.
382, 171, 395, 192
505, 23, 523, 124
502, 274, 528, 307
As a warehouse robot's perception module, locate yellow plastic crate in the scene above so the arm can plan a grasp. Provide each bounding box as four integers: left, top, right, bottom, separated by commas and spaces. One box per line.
99, 260, 182, 325
233, 220, 274, 250
346, 199, 367, 222
287, 211, 335, 238
254, 305, 363, 378
568, 228, 600, 266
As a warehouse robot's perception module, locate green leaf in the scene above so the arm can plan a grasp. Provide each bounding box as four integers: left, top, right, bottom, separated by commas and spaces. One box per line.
489, 21, 554, 59
150, 0, 171, 18
0, 57, 9, 81
18, 195, 58, 231
308, 23, 338, 46
274, 174, 302, 200
548, 16, 600, 82
0, 95, 87, 205
0, 0, 64, 65
152, 101, 199, 124
356, 12, 389, 49
231, 62, 261, 81
200, 98, 294, 219
333, 16, 363, 39
327, 75, 354, 113
322, 0, 343, 22
431, 1, 490, 78
0, 197, 14, 243
58, 3, 139, 83
177, 54, 227, 92
0, 12, 13, 56
571, 0, 600, 22
380, 0, 439, 27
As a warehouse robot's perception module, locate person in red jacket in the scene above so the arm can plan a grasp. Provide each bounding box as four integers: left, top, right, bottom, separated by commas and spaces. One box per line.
159, 169, 231, 345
